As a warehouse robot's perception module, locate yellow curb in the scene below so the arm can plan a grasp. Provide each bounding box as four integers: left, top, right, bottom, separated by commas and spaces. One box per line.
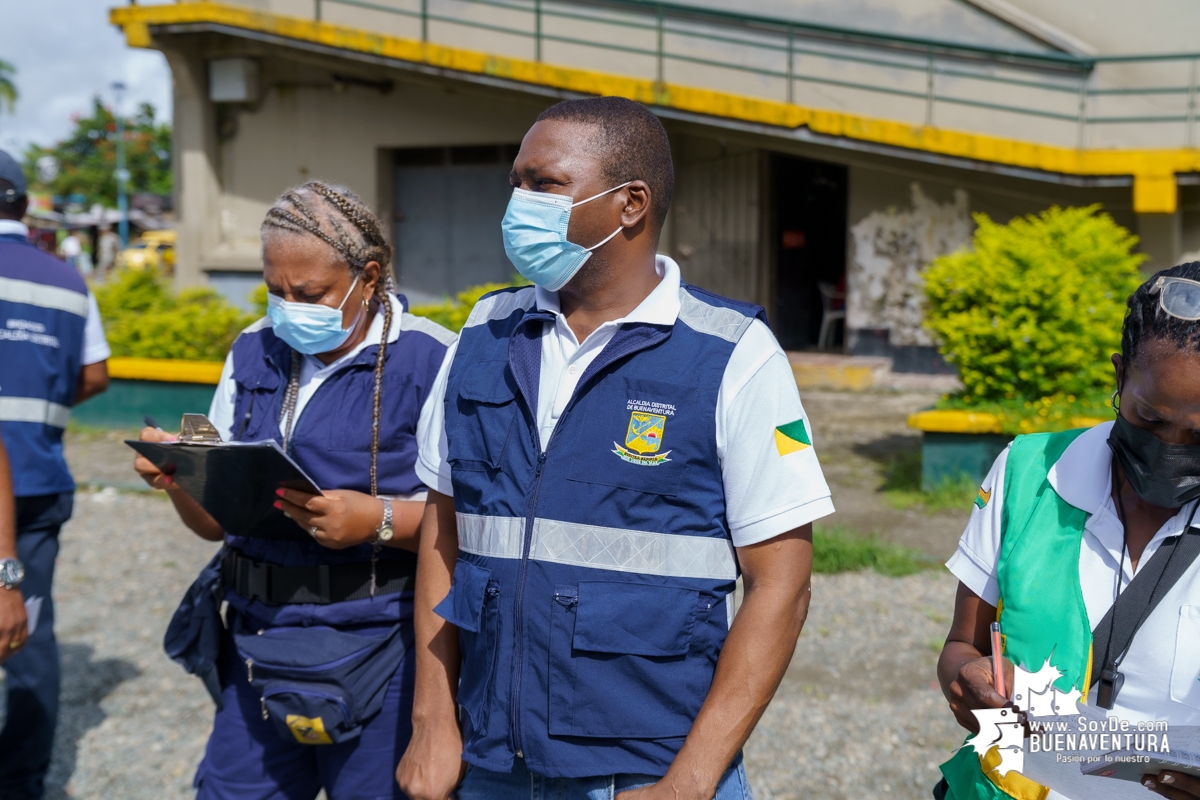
792, 364, 876, 391
107, 357, 224, 385
908, 409, 1003, 434
909, 410, 1111, 434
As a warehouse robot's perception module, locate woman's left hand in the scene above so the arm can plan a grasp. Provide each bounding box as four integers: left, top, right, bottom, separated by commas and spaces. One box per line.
275, 488, 383, 550
1146, 771, 1200, 799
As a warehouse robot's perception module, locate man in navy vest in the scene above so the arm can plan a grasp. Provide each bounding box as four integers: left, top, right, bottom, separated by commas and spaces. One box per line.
398, 98, 834, 799
0, 148, 111, 800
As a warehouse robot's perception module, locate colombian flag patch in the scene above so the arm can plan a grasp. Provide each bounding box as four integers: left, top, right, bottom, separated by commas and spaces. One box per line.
774, 419, 811, 456
974, 487, 992, 509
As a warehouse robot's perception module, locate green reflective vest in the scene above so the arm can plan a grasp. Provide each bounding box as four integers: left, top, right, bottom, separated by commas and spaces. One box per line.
940, 428, 1094, 800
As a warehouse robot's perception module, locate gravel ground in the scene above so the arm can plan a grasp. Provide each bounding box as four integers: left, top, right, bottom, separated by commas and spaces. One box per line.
2, 487, 220, 799
0, 388, 974, 798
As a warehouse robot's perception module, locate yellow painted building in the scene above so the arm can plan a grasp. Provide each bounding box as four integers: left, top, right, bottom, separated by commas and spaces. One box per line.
110, 0, 1200, 369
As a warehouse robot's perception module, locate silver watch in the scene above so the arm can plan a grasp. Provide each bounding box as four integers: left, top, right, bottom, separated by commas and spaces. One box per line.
375, 499, 394, 543
0, 558, 24, 590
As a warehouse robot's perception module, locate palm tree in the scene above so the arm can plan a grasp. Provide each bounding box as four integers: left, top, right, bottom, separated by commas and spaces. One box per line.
0, 59, 16, 114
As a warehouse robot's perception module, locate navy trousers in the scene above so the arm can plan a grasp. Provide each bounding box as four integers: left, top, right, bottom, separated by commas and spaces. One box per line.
0, 493, 72, 800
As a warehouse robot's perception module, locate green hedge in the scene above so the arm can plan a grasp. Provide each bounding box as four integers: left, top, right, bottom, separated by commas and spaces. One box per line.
924, 205, 1144, 431
409, 280, 527, 333
93, 270, 524, 362
94, 269, 255, 361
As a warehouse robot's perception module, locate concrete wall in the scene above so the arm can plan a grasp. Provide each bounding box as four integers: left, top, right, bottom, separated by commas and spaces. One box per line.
166, 44, 546, 294
842, 156, 1146, 358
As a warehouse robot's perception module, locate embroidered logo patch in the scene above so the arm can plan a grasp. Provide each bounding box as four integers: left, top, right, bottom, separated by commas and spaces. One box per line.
975, 487, 992, 509
286, 714, 333, 745
613, 411, 672, 466
774, 419, 811, 456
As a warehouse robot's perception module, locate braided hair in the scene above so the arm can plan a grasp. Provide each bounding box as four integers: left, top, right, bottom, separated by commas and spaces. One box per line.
1121, 261, 1200, 368
262, 181, 395, 497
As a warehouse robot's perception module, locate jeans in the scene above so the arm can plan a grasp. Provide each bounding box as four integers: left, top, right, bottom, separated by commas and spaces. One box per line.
0, 493, 73, 800
457, 757, 753, 800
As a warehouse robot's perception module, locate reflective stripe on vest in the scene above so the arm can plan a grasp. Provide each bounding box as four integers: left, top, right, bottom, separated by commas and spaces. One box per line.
0, 276, 89, 317
457, 513, 738, 581
0, 397, 71, 428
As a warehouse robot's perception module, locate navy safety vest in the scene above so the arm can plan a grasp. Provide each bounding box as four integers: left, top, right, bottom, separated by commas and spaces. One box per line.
0, 233, 89, 497
436, 284, 768, 778
226, 304, 451, 578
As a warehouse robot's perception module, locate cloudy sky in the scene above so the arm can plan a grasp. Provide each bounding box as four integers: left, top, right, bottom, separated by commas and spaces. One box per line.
1, 0, 172, 158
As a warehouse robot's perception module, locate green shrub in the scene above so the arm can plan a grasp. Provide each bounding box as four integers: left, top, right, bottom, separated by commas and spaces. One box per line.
95, 269, 255, 361
924, 205, 1144, 405
410, 279, 528, 333
249, 283, 269, 317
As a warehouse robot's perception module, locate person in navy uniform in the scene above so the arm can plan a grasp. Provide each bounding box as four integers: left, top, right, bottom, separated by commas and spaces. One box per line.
133, 182, 454, 799
0, 148, 111, 800
397, 98, 834, 799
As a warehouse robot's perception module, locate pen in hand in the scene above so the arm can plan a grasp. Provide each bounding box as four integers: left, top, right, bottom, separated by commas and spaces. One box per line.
144, 415, 163, 431
990, 621, 1006, 701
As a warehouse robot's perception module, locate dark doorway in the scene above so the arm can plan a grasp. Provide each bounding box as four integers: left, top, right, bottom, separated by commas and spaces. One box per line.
393, 144, 520, 305
771, 154, 848, 350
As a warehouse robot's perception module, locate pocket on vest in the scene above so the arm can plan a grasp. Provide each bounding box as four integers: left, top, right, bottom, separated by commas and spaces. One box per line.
449, 363, 518, 472
325, 371, 416, 453
434, 559, 501, 732
548, 581, 712, 739
563, 378, 698, 497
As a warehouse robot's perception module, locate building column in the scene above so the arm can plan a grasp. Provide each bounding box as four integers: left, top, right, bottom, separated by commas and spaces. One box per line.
1137, 211, 1183, 272
164, 46, 221, 289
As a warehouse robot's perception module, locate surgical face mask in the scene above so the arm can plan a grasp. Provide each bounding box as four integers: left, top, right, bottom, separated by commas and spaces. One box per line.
501, 181, 632, 291
1108, 412, 1200, 508
266, 275, 361, 355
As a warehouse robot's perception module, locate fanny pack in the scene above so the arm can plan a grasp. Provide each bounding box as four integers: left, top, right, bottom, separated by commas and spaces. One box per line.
231, 617, 411, 745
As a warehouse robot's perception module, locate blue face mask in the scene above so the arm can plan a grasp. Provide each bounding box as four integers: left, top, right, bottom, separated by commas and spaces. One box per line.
266, 275, 362, 355
501, 181, 632, 291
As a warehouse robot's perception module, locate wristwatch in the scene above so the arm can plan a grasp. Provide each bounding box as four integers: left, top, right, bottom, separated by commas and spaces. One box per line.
375, 499, 394, 543
0, 558, 25, 590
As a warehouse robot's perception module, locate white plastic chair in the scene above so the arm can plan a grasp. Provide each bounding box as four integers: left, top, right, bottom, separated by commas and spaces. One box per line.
817, 281, 846, 350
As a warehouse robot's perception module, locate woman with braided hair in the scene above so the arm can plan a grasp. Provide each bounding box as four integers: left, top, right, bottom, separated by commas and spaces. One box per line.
936, 261, 1200, 800
133, 181, 455, 799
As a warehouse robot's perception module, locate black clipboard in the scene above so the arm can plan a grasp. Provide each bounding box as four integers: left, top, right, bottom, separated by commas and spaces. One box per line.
126, 439, 323, 542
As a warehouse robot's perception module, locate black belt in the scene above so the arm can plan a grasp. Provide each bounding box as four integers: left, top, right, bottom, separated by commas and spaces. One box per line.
221, 549, 415, 605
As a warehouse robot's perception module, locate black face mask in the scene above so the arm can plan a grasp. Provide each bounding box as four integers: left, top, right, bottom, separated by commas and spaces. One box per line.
1108, 413, 1200, 508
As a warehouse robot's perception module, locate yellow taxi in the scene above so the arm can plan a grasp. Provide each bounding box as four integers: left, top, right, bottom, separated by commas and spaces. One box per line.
117, 229, 176, 273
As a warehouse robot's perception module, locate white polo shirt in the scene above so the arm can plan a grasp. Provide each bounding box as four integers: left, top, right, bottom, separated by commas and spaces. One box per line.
208, 294, 454, 501
948, 420, 1200, 726
416, 255, 835, 547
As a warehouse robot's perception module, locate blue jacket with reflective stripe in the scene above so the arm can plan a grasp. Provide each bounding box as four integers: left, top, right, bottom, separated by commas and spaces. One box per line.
0, 234, 88, 497
436, 284, 766, 778
226, 306, 449, 577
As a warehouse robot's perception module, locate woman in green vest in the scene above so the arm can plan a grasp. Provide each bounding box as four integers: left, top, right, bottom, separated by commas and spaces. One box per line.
936, 262, 1200, 800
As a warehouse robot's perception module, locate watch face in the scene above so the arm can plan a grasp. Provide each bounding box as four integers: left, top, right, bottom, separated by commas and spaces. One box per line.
378, 525, 395, 542
0, 560, 22, 587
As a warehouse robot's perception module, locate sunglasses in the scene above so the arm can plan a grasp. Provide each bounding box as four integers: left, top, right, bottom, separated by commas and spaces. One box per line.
1151, 276, 1200, 321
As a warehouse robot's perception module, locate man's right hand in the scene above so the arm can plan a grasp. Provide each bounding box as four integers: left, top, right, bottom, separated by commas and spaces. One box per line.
946, 655, 1014, 733
396, 717, 467, 800
133, 426, 177, 490
0, 585, 28, 664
